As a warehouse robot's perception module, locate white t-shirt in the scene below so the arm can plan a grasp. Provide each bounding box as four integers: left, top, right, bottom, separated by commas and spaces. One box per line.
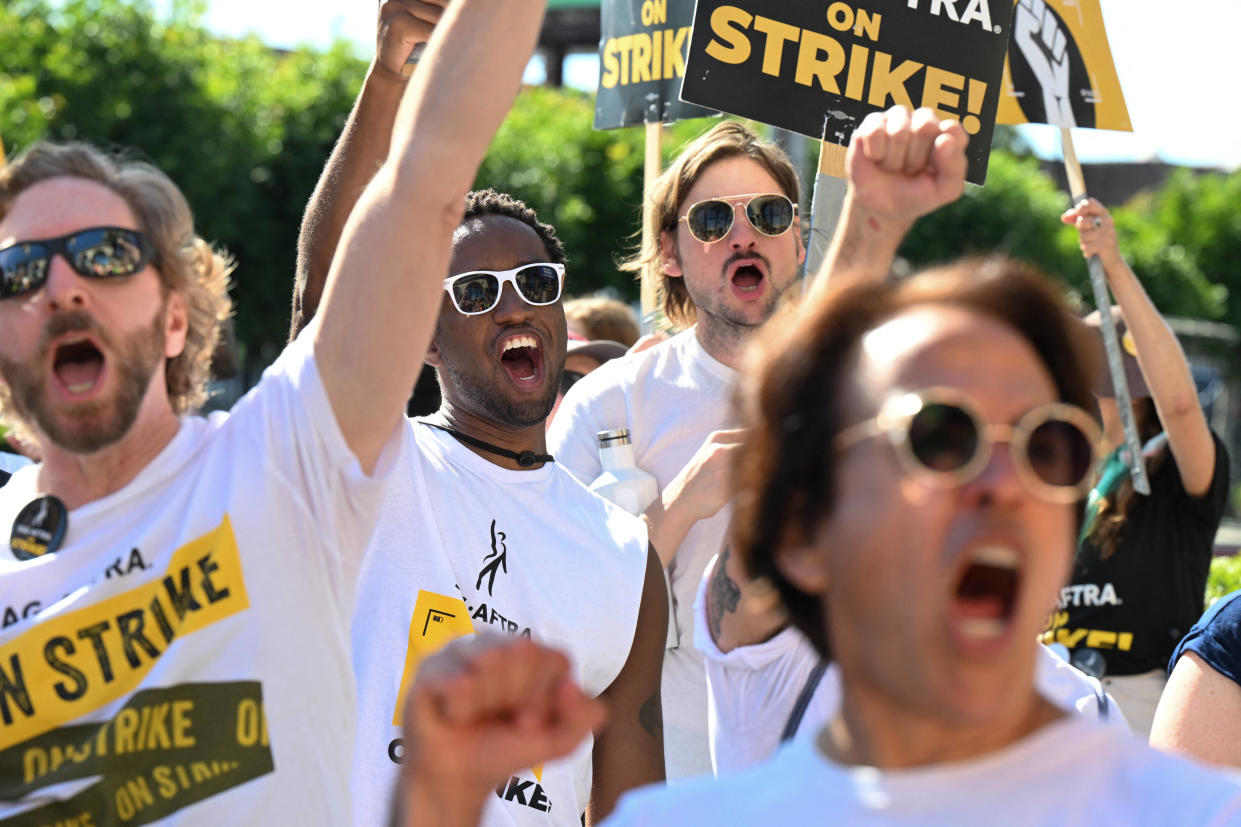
0, 452, 32, 478
0, 332, 400, 825
350, 421, 650, 826
549, 328, 736, 781
606, 716, 1241, 826
692, 560, 1129, 775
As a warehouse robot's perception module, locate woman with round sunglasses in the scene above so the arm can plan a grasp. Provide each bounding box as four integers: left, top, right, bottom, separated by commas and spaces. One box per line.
1048, 200, 1229, 739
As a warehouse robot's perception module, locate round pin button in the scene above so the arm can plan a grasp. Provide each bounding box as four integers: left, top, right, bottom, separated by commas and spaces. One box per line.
10, 496, 68, 561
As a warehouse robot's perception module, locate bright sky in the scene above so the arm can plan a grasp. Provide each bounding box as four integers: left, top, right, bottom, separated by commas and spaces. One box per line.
158, 0, 1240, 170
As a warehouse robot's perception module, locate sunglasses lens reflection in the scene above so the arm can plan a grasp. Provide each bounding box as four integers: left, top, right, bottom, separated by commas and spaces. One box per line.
450, 273, 500, 313
909, 403, 979, 472
513, 265, 561, 304
747, 195, 794, 236
1028, 419, 1093, 487
687, 201, 734, 243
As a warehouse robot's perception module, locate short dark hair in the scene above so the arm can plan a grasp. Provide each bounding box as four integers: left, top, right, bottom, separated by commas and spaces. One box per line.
462, 189, 566, 265
731, 256, 1096, 658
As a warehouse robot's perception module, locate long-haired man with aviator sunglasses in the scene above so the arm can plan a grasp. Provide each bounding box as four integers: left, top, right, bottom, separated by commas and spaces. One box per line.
289, 3, 667, 824
0, 0, 551, 822
547, 119, 811, 780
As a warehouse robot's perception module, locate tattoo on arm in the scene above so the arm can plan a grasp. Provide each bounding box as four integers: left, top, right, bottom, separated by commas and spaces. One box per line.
639, 690, 662, 739
708, 545, 742, 640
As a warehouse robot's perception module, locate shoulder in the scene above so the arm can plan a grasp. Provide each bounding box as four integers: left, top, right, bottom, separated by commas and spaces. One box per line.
1170, 590, 1241, 680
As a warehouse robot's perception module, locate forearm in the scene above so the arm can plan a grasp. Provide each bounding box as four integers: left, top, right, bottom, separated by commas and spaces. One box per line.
808, 190, 909, 299
292, 64, 410, 339
1104, 260, 1199, 419
314, 0, 547, 470
642, 492, 697, 568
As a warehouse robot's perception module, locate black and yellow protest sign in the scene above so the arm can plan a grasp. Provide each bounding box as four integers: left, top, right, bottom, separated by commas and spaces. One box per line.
681, 0, 1016, 184
595, 0, 720, 128
997, 0, 1131, 130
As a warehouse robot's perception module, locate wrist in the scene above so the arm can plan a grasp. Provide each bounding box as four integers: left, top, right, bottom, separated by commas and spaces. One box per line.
402, 776, 487, 827
369, 59, 415, 86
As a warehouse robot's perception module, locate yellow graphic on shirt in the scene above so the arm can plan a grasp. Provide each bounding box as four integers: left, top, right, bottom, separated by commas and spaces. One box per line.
391, 590, 542, 782
0, 517, 250, 752
1041, 610, 1134, 651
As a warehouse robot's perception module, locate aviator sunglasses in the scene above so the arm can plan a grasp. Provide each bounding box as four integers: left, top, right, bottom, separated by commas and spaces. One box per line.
834, 388, 1101, 504
678, 193, 796, 244
442, 262, 565, 316
0, 227, 154, 300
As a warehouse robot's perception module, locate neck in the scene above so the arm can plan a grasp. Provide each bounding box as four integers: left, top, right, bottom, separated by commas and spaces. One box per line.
693, 315, 754, 370
430, 404, 549, 470
35, 408, 182, 511
818, 681, 1065, 770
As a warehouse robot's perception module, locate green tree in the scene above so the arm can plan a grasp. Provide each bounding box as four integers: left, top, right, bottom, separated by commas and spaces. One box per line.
1, 0, 367, 359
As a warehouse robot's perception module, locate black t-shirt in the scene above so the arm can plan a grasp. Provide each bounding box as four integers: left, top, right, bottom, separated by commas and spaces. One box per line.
1044, 432, 1230, 675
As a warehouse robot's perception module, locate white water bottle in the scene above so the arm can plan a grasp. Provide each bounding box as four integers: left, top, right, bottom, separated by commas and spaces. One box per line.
589, 429, 679, 649
589, 429, 658, 515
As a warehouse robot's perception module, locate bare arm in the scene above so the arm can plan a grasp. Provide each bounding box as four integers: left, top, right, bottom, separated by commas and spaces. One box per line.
642, 428, 743, 568
588, 547, 667, 822
705, 544, 787, 653
291, 0, 446, 339
809, 106, 968, 298
1150, 651, 1241, 767
312, 0, 547, 473
1062, 199, 1215, 496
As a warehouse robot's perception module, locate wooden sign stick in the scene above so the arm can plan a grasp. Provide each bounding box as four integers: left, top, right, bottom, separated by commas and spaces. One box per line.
640, 120, 663, 326
1061, 126, 1150, 495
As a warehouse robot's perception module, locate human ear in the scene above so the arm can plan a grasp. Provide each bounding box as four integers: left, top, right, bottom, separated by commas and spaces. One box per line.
659, 230, 683, 279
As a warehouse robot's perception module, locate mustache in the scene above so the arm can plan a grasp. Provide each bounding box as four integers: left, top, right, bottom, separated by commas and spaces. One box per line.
723, 251, 770, 271
39, 311, 108, 355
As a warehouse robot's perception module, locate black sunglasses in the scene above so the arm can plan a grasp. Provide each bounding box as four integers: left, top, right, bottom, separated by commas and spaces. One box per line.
834, 389, 1101, 504
441, 262, 565, 316
678, 193, 796, 244
0, 227, 154, 301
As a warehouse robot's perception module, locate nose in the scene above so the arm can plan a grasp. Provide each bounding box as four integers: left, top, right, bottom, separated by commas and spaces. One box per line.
43, 254, 88, 312
726, 203, 758, 250
491, 281, 534, 324
961, 438, 1025, 509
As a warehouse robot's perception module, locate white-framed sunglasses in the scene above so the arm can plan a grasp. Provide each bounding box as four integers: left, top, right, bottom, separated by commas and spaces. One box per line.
442, 262, 565, 316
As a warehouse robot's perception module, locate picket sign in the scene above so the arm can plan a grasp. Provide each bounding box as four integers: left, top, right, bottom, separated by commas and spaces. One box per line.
1061, 127, 1150, 495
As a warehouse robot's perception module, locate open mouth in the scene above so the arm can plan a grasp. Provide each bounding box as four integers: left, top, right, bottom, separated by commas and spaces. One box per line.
52, 337, 106, 396
950, 546, 1021, 644
729, 259, 767, 296
499, 333, 544, 389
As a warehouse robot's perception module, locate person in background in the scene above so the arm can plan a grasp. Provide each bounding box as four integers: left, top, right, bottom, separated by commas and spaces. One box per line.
1042, 199, 1228, 736
565, 294, 640, 348
548, 120, 806, 779
546, 334, 628, 428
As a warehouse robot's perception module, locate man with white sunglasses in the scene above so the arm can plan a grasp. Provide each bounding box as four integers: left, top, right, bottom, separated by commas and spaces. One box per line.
289, 5, 666, 824
0, 0, 554, 822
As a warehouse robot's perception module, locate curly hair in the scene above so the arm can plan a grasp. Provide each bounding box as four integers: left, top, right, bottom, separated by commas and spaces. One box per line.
462, 188, 566, 265
0, 141, 233, 427
621, 121, 799, 329
731, 257, 1096, 659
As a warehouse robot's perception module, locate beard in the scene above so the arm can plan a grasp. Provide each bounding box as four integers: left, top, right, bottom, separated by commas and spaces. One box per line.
435, 352, 562, 429
0, 308, 167, 454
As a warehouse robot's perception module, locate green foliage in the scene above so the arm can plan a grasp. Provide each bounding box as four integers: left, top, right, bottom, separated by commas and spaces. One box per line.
3, 0, 1236, 353
1208, 554, 1241, 607
1, 0, 367, 354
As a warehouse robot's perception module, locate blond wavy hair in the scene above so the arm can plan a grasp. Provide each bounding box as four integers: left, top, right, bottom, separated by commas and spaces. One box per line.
621, 121, 800, 329
0, 142, 233, 428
